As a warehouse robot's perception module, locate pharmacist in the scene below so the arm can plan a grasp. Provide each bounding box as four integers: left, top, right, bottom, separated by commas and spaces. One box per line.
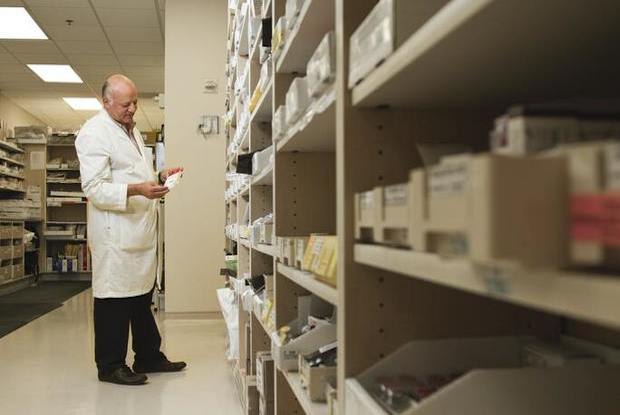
76, 74, 185, 386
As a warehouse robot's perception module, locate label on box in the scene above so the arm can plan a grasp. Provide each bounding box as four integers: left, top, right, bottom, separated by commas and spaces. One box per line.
571, 193, 620, 247
429, 163, 468, 196
571, 194, 605, 242
384, 184, 407, 206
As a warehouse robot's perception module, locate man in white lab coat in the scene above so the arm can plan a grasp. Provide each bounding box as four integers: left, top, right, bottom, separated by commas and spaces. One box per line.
76, 74, 185, 385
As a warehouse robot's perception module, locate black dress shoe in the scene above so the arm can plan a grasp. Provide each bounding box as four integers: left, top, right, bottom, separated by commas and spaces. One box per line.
133, 358, 187, 374
98, 366, 148, 385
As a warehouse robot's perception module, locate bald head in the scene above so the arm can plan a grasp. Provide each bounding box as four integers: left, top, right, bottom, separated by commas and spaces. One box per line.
102, 74, 138, 127
102, 74, 137, 103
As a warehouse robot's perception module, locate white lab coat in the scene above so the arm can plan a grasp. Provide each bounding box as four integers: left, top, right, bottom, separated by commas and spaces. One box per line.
76, 110, 158, 298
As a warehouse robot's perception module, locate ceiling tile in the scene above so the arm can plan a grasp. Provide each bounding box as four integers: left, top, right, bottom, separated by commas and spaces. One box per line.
0, 0, 25, 5
123, 65, 163, 77
91, 0, 154, 9
1, 40, 61, 55
66, 54, 118, 65
97, 8, 159, 28
43, 25, 107, 41
111, 41, 163, 56
0, 53, 19, 64
24, 0, 90, 7
13, 53, 68, 64
0, 63, 29, 74
28, 6, 99, 27
106, 26, 161, 42
117, 54, 163, 66
76, 65, 123, 77
56, 40, 113, 55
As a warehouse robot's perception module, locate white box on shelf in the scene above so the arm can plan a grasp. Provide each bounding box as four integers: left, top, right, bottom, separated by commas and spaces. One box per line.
285, 0, 304, 30
285, 77, 311, 125
272, 17, 287, 59
271, 320, 337, 372
307, 31, 336, 98
252, 146, 273, 176
260, 223, 273, 244
272, 105, 288, 142
348, 0, 448, 88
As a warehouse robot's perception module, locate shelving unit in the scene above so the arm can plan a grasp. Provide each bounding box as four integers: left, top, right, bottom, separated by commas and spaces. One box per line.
20, 136, 91, 278
222, 1, 620, 414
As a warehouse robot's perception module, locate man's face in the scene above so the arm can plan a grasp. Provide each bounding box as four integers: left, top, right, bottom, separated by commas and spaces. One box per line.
104, 82, 138, 126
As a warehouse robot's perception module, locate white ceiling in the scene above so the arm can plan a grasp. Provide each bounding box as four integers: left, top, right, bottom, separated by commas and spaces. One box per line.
0, 0, 165, 131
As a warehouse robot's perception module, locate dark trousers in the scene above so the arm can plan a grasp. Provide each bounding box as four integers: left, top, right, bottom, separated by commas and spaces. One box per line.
94, 288, 165, 375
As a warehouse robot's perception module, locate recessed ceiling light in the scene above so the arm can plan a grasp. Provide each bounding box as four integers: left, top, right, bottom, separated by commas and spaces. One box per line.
0, 7, 47, 40
63, 97, 102, 111
28, 64, 83, 83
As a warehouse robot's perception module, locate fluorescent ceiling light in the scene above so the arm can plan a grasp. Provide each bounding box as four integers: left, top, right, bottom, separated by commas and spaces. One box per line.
63, 97, 102, 111
0, 7, 47, 40
28, 64, 83, 83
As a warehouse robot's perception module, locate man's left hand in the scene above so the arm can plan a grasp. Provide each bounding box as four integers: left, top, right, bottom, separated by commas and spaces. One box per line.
159, 167, 184, 184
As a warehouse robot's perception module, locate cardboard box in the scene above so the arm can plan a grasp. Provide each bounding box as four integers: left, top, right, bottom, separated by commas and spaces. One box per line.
294, 237, 310, 270
354, 189, 379, 243
560, 141, 620, 267
259, 223, 273, 244
299, 354, 337, 402
313, 236, 337, 287
326, 382, 338, 415
415, 153, 568, 267
256, 352, 274, 401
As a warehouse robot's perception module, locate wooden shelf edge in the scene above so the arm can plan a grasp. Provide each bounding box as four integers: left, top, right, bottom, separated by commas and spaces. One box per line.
253, 243, 275, 257
277, 263, 338, 306
354, 244, 620, 330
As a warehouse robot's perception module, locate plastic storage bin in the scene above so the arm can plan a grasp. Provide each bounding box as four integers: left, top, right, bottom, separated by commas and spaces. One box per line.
345, 336, 620, 415
307, 31, 336, 98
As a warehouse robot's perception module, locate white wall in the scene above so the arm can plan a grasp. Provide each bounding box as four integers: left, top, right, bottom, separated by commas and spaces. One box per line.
164, 0, 227, 312
0, 94, 45, 130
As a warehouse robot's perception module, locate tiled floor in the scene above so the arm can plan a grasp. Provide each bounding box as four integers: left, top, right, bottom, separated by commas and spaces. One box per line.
0, 288, 242, 415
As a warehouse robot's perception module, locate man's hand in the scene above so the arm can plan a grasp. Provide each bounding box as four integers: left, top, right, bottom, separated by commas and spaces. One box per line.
159, 167, 184, 184
128, 182, 169, 199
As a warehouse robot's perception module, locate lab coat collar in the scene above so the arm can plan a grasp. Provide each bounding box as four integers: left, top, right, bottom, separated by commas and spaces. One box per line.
99, 110, 150, 171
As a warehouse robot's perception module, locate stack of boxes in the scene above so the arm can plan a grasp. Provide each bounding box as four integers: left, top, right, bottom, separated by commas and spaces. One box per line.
276, 234, 337, 287
354, 106, 620, 270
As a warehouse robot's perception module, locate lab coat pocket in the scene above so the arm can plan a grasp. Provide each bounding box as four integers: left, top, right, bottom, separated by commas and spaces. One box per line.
118, 208, 157, 252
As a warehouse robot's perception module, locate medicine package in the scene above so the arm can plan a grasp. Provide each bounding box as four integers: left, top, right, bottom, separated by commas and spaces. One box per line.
285, 77, 311, 125
307, 31, 336, 98
164, 172, 183, 190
